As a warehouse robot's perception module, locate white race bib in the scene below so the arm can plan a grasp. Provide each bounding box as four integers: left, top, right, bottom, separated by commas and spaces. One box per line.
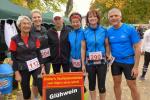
89, 51, 102, 61
40, 48, 50, 58
26, 58, 40, 72
72, 58, 81, 68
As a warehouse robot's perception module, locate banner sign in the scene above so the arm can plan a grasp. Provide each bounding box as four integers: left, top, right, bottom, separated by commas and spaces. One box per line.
43, 72, 84, 100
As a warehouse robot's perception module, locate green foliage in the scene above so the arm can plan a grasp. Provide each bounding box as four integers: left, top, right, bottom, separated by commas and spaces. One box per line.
90, 0, 150, 25
45, 0, 68, 12
11, 0, 68, 12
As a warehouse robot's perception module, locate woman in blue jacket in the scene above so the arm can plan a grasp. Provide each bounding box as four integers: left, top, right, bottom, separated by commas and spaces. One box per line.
81, 10, 110, 100
68, 12, 87, 93
68, 12, 84, 72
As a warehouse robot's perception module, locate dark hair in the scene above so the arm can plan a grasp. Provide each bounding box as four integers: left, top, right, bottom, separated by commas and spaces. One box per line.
86, 9, 100, 26
69, 12, 82, 22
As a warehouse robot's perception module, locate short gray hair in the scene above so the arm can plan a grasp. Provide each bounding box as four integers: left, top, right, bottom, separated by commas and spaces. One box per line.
16, 16, 32, 28
108, 8, 122, 18
31, 9, 42, 16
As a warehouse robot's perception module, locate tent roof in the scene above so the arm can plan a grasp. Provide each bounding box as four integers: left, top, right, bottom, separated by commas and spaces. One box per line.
42, 11, 53, 23
0, 0, 30, 20
0, 0, 70, 24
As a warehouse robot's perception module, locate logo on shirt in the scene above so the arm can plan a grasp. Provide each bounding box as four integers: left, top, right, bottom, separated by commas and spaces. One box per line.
110, 36, 115, 39
120, 35, 126, 38
18, 42, 24, 46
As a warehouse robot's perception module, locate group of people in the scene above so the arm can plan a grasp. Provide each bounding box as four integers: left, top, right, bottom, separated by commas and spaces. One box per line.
8, 7, 142, 100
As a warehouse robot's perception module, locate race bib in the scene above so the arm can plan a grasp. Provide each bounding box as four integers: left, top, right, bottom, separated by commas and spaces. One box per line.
72, 58, 81, 68
26, 58, 40, 72
89, 51, 102, 61
40, 48, 50, 58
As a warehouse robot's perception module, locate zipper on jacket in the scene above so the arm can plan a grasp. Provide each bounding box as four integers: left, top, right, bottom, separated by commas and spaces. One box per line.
94, 30, 96, 52
58, 31, 61, 57
75, 31, 78, 58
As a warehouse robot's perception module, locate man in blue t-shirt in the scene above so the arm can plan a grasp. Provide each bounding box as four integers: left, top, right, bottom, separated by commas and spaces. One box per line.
107, 8, 141, 100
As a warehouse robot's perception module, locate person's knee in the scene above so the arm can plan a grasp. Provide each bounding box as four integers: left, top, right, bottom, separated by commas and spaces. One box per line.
89, 79, 96, 91
99, 87, 106, 93
23, 92, 31, 100
89, 86, 95, 91
127, 80, 137, 90
113, 76, 122, 87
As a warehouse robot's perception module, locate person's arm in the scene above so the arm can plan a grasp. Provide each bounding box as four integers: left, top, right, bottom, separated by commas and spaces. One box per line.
141, 31, 148, 53
133, 42, 141, 68
131, 41, 141, 78
129, 26, 141, 77
35, 38, 46, 75
81, 40, 86, 72
9, 39, 22, 81
105, 38, 111, 59
11, 52, 22, 81
9, 39, 18, 71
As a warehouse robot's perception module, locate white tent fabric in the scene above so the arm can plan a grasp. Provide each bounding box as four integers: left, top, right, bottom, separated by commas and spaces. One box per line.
4, 21, 18, 48
11, 22, 18, 37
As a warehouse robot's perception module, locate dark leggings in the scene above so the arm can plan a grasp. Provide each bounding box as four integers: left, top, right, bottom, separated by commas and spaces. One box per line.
19, 68, 42, 99
86, 64, 107, 93
33, 62, 50, 86
52, 63, 70, 74
142, 51, 150, 76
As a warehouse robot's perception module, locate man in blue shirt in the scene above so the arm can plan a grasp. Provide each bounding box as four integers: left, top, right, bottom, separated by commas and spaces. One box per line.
107, 8, 141, 100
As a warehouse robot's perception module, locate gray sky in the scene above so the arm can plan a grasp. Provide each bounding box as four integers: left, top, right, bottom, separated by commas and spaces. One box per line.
73, 0, 92, 16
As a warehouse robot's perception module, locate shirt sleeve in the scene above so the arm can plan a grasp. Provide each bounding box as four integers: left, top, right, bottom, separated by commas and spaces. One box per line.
141, 30, 149, 51
130, 27, 141, 44
9, 39, 17, 51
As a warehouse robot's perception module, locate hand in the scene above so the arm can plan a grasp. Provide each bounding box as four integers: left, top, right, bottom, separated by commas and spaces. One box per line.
131, 67, 139, 78
41, 67, 46, 75
15, 71, 22, 82
107, 55, 112, 61
141, 51, 145, 55
107, 55, 115, 64
82, 65, 86, 73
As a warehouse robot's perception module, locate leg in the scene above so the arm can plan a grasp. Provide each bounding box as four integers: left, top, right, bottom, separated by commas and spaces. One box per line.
97, 64, 107, 100
111, 62, 123, 100
141, 52, 150, 78
52, 63, 61, 74
62, 63, 70, 72
123, 64, 140, 100
70, 64, 86, 92
12, 74, 18, 90
32, 67, 42, 96
19, 70, 31, 99
126, 80, 140, 100
44, 63, 51, 74
86, 65, 96, 100
32, 62, 50, 98
32, 81, 39, 99
113, 75, 122, 100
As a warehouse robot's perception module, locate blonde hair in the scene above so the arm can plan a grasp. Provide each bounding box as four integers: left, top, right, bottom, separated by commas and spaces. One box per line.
16, 16, 32, 28
31, 9, 42, 16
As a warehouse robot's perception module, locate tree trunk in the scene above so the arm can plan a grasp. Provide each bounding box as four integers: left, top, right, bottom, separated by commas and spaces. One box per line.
65, 0, 73, 17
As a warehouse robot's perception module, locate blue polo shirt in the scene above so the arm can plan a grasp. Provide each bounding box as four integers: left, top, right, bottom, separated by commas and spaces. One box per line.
107, 23, 140, 64
68, 28, 84, 59
84, 25, 106, 57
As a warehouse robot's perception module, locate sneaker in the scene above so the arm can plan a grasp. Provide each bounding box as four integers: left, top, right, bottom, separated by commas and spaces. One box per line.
139, 76, 145, 80
34, 96, 39, 100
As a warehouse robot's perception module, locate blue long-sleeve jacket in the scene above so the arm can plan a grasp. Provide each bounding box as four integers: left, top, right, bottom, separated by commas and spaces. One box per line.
68, 28, 84, 59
